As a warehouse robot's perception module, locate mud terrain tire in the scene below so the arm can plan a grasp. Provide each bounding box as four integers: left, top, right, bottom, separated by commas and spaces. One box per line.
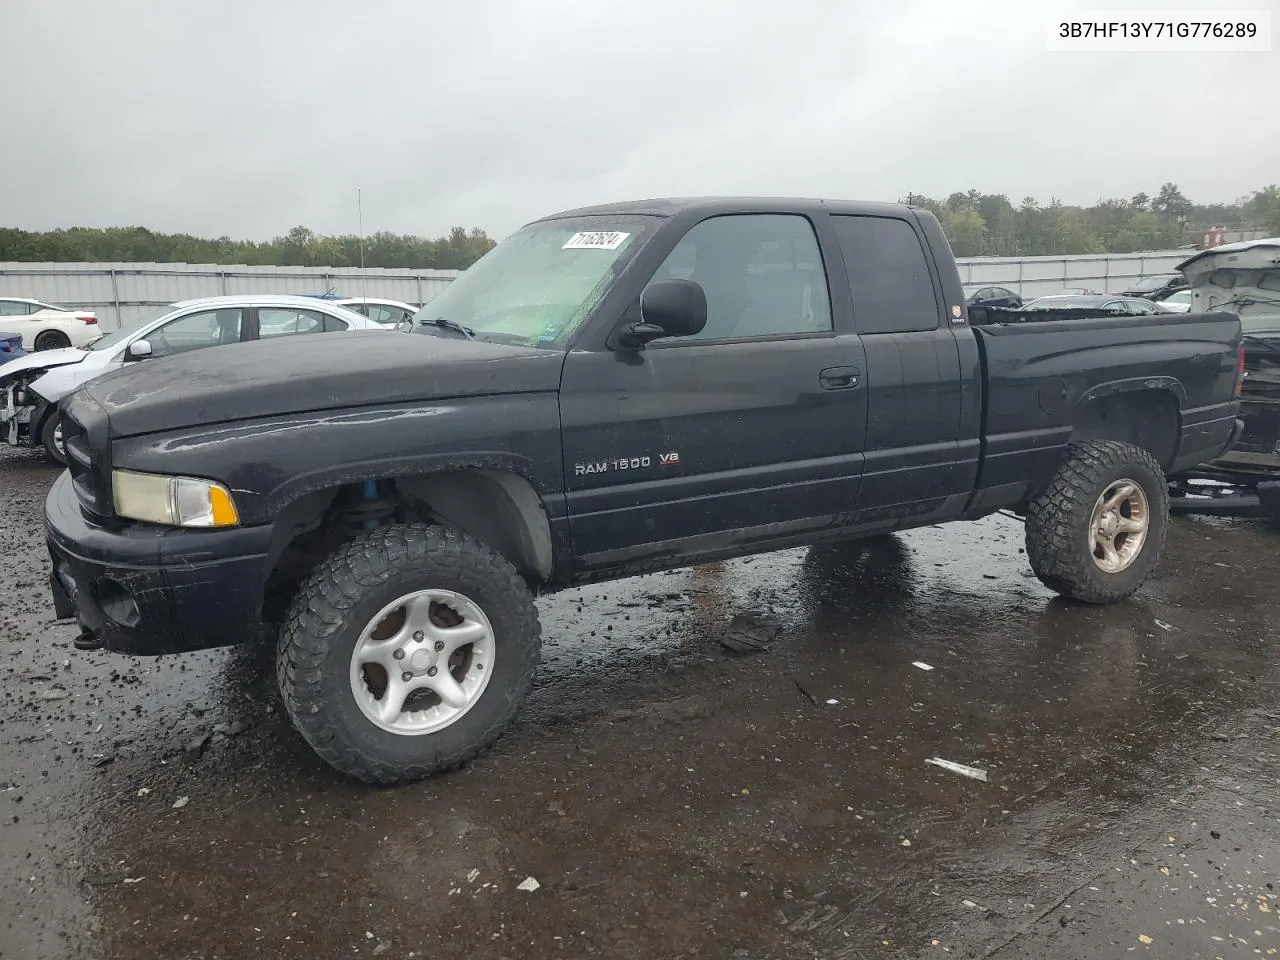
1025, 440, 1169, 604
277, 523, 541, 785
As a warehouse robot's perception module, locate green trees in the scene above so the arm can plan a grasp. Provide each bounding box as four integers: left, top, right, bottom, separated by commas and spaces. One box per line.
0, 224, 496, 269
901, 184, 1276, 257
2, 184, 1277, 265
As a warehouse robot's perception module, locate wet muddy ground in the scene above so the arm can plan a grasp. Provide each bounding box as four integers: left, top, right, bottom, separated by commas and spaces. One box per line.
2, 446, 1277, 960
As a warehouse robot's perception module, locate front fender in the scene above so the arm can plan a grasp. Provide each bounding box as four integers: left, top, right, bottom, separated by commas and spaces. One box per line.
107, 395, 567, 527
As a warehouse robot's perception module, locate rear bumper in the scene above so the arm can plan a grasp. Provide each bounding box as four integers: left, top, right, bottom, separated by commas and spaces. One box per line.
1168, 411, 1244, 477
44, 471, 274, 655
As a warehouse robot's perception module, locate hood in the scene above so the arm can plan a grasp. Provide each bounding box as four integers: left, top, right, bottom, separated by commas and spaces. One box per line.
81, 330, 566, 437
0, 346, 86, 380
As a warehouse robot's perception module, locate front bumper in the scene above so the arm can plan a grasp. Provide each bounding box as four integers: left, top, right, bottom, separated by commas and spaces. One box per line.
44, 471, 274, 655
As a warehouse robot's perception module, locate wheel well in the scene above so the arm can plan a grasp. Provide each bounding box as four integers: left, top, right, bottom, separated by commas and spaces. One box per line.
260, 470, 554, 624
1070, 389, 1180, 470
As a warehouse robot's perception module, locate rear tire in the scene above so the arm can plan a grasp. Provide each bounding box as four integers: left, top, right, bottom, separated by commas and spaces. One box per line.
34, 330, 71, 351
276, 523, 541, 785
1025, 440, 1169, 604
41, 414, 66, 466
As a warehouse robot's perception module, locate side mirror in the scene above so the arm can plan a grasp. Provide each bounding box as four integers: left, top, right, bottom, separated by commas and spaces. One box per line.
618, 279, 707, 348
126, 339, 153, 360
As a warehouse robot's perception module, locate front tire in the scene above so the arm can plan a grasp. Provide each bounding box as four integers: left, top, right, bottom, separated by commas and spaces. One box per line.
41, 414, 66, 466
276, 523, 541, 785
1025, 440, 1169, 604
34, 330, 71, 351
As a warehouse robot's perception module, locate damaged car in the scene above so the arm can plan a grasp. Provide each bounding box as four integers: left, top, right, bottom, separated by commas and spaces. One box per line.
1167, 237, 1280, 517
1, 295, 389, 464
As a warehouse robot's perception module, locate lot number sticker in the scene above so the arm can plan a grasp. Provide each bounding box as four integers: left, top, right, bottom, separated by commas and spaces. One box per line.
562, 231, 630, 250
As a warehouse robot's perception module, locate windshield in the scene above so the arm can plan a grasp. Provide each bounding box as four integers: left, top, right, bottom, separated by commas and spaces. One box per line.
408, 214, 659, 347
84, 305, 174, 351
961, 284, 982, 297
1130, 275, 1175, 292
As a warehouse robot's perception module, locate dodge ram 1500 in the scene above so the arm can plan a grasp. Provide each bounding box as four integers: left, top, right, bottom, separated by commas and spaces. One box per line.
43, 197, 1244, 784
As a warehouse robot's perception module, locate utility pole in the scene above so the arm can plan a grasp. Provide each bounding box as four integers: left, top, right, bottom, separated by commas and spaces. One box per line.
358, 188, 368, 302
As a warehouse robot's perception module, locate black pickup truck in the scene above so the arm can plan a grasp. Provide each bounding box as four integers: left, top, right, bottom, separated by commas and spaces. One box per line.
43, 198, 1244, 784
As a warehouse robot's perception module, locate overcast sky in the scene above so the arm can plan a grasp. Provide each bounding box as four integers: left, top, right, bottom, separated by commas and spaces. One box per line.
4, 0, 1277, 241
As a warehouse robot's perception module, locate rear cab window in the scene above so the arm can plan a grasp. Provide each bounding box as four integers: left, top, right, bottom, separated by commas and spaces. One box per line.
831, 215, 941, 334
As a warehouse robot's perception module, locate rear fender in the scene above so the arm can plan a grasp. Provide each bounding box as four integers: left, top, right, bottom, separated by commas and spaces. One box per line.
1070, 380, 1183, 469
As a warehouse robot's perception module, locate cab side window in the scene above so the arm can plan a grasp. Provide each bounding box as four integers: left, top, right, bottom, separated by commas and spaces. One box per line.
649, 214, 833, 342
832, 215, 942, 334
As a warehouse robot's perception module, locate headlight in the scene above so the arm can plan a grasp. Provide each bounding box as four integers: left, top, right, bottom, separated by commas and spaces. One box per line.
111, 470, 240, 528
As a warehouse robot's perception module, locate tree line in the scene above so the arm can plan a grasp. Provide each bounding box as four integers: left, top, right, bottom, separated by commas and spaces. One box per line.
2, 183, 1277, 267
0, 224, 496, 270
904, 183, 1280, 258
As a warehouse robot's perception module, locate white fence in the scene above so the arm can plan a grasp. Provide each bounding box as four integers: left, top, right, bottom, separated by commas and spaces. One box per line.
0, 249, 1198, 331
955, 249, 1195, 300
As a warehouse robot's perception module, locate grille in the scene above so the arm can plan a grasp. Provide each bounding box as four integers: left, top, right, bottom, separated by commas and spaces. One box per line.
60, 410, 108, 518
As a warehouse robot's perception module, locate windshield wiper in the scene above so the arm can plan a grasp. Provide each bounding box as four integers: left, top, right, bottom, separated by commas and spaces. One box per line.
420, 317, 475, 340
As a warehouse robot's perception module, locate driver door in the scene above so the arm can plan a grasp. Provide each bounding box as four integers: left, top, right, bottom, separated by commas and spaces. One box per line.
558, 212, 869, 572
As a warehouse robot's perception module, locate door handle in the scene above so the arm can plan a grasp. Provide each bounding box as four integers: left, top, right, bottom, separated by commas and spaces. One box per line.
819, 366, 861, 390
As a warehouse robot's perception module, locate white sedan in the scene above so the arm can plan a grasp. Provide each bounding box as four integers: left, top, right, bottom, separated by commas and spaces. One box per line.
0, 297, 101, 351
0, 294, 390, 464
334, 297, 421, 326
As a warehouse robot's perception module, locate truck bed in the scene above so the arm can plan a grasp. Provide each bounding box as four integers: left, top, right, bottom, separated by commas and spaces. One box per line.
969, 310, 1242, 506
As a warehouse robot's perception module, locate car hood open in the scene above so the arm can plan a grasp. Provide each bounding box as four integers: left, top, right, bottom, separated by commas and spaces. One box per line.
1177, 237, 1280, 337
81, 331, 566, 437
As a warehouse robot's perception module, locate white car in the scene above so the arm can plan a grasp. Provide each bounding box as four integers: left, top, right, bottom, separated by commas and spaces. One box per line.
0, 294, 390, 464
0, 297, 101, 351
334, 297, 421, 326
1158, 289, 1193, 313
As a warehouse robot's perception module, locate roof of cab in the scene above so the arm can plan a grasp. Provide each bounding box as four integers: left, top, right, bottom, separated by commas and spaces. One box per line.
532, 196, 919, 223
